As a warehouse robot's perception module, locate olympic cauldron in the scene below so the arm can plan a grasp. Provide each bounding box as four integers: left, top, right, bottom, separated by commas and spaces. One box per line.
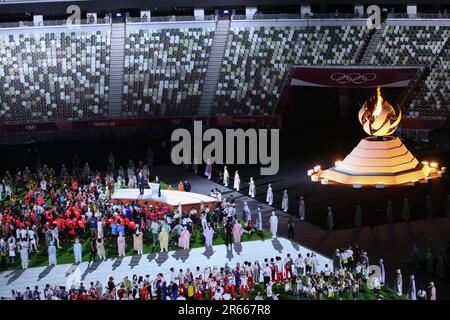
309, 87, 445, 187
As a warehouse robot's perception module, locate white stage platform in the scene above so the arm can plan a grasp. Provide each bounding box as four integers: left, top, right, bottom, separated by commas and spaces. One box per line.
0, 238, 331, 298
111, 188, 219, 210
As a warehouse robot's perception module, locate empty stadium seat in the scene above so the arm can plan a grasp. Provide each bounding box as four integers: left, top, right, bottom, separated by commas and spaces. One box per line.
407, 45, 450, 120
122, 27, 214, 117
371, 25, 450, 65
213, 25, 370, 116
370, 25, 450, 121
0, 30, 111, 124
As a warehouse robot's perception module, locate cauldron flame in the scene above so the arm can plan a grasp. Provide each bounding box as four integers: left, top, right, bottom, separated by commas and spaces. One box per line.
358, 86, 402, 137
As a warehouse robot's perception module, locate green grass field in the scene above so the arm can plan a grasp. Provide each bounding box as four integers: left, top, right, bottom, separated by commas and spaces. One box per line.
0, 182, 271, 270
0, 182, 170, 207
0, 184, 406, 300
247, 282, 405, 300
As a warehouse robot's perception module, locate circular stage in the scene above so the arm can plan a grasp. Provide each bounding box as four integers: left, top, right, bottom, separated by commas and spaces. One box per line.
111, 188, 219, 212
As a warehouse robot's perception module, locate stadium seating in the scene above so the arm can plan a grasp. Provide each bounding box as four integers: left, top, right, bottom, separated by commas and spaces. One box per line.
0, 30, 110, 124
0, 20, 448, 125
371, 25, 450, 65
368, 25, 450, 121
407, 44, 450, 120
122, 27, 214, 117
213, 25, 371, 116
369, 25, 450, 120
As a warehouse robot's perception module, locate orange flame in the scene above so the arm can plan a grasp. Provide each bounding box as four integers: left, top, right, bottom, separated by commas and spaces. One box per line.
373, 86, 383, 117
358, 85, 402, 137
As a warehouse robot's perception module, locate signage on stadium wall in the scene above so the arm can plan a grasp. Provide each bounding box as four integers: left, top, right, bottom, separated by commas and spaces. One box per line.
0, 115, 281, 134
91, 121, 116, 128
217, 116, 281, 127
287, 66, 421, 88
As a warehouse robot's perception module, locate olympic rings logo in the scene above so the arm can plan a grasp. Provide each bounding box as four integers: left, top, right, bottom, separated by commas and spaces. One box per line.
25, 125, 37, 131
330, 72, 377, 84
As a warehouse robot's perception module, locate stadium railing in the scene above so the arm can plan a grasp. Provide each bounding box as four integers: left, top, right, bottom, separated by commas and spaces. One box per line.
387, 13, 450, 19
232, 12, 450, 20
0, 18, 111, 29
126, 14, 216, 23
232, 13, 369, 20
126, 15, 198, 23
2, 11, 449, 30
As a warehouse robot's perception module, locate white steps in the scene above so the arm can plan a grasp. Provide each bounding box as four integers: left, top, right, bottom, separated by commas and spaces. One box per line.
197, 20, 230, 116
360, 22, 386, 65
108, 23, 126, 118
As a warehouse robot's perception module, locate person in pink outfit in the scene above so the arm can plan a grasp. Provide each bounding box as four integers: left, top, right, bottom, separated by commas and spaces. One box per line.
117, 232, 126, 257
178, 226, 191, 250
232, 220, 242, 243
428, 282, 437, 300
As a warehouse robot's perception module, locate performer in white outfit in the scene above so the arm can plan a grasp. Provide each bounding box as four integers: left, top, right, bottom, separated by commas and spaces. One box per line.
257, 208, 263, 231
203, 223, 215, 247
205, 159, 212, 180
233, 171, 240, 191
281, 190, 289, 212
269, 211, 278, 238
3, 179, 11, 198
266, 184, 273, 206
223, 166, 229, 187
396, 269, 403, 296
133, 229, 144, 255
20, 239, 29, 269
50, 226, 61, 249
299, 196, 305, 220
97, 219, 104, 238
248, 177, 256, 198
40, 178, 47, 191
327, 207, 334, 231
48, 241, 57, 266
243, 202, 251, 223
27, 227, 38, 252
74, 238, 83, 263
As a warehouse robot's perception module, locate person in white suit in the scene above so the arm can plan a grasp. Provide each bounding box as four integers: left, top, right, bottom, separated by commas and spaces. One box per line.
269, 211, 278, 239
281, 190, 288, 212
223, 166, 229, 187
233, 171, 240, 191
266, 184, 273, 206
74, 238, 83, 263
248, 177, 256, 198
48, 241, 57, 266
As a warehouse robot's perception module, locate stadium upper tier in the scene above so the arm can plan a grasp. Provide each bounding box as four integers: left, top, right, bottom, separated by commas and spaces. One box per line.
371, 25, 450, 65
0, 25, 110, 123
0, 17, 448, 124
123, 25, 214, 117
407, 41, 450, 121
372, 22, 450, 121
214, 24, 370, 116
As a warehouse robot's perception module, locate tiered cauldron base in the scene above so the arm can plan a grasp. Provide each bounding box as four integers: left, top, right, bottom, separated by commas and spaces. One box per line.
313, 136, 442, 186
